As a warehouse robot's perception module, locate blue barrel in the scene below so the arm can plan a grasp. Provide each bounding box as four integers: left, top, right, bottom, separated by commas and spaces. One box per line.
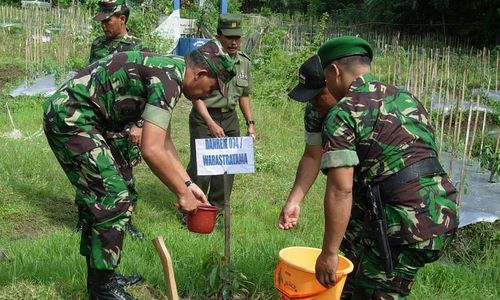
173, 37, 210, 56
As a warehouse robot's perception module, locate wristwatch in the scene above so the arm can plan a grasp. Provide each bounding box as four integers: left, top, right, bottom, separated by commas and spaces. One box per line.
185, 179, 193, 187
246, 120, 255, 126
135, 119, 144, 128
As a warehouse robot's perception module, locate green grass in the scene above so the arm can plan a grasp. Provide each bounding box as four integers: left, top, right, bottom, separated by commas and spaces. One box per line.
0, 21, 499, 298
1, 93, 499, 299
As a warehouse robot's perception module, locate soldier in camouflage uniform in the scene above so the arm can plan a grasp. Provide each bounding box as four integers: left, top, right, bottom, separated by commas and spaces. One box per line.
186, 13, 255, 209
80, 0, 150, 240
309, 36, 459, 299
90, 0, 148, 64
42, 40, 235, 300
278, 55, 337, 230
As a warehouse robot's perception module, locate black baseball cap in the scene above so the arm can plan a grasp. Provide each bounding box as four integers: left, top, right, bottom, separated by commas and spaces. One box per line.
288, 55, 325, 102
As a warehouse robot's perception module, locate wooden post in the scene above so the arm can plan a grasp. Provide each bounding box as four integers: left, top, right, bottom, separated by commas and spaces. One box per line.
152, 236, 179, 300
223, 171, 231, 290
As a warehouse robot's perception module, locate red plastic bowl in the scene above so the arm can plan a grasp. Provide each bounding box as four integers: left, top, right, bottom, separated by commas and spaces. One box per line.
187, 205, 218, 234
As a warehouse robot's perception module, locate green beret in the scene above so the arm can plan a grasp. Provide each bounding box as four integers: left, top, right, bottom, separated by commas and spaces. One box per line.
318, 36, 373, 69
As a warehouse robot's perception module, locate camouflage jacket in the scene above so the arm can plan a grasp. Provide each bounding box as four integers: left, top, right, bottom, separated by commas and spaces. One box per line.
43, 51, 185, 157
304, 102, 325, 146
320, 73, 458, 246
89, 34, 149, 64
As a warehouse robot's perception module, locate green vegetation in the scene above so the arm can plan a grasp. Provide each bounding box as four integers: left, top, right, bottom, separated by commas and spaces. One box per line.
0, 2, 499, 300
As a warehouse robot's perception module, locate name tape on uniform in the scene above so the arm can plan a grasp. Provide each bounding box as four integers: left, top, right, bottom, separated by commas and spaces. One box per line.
195, 136, 255, 175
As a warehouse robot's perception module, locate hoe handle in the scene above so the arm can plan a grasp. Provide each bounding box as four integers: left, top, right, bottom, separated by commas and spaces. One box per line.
152, 236, 179, 300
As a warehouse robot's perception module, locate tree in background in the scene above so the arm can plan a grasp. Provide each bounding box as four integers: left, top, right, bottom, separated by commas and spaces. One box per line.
240, 0, 499, 47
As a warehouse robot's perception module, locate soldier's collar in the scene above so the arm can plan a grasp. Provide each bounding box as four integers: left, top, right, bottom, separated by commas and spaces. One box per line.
350, 73, 376, 91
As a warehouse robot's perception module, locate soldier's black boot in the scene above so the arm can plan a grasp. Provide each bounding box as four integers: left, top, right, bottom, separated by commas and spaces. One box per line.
126, 221, 144, 240
114, 273, 144, 287
88, 269, 136, 300
76, 206, 84, 232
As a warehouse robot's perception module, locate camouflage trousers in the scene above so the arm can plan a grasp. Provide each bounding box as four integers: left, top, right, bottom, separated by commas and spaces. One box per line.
44, 123, 137, 271
340, 224, 454, 300
76, 136, 140, 228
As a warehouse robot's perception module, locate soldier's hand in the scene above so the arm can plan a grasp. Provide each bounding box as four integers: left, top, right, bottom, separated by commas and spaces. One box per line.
208, 122, 225, 138
129, 125, 143, 148
188, 183, 210, 205
315, 251, 340, 288
247, 124, 256, 139
175, 191, 199, 214
278, 201, 300, 230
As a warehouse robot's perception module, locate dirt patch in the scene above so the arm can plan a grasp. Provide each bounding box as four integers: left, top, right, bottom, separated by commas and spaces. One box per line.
0, 65, 24, 91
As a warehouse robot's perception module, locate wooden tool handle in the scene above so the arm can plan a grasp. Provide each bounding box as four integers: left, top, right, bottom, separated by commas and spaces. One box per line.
152, 236, 179, 300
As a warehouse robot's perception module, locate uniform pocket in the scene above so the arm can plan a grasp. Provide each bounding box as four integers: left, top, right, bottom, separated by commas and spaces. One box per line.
236, 78, 248, 87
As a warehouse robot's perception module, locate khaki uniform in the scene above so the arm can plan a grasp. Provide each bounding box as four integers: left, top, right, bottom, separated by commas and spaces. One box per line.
187, 51, 252, 207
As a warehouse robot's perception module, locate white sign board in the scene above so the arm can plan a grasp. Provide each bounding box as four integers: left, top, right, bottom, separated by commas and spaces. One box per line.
196, 136, 255, 175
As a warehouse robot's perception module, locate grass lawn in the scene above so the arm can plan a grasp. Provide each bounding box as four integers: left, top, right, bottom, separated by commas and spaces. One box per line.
0, 87, 499, 299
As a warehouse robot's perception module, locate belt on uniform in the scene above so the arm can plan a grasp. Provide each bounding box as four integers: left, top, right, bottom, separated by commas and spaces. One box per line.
207, 107, 233, 113
379, 157, 446, 194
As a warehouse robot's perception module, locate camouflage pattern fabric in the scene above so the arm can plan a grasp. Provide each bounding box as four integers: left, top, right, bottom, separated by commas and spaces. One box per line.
195, 39, 236, 84
320, 73, 458, 298
44, 122, 135, 270
89, 35, 149, 64
321, 73, 458, 245
303, 102, 325, 145
341, 230, 454, 300
42, 51, 185, 270
94, 0, 128, 22
89, 34, 149, 171
45, 51, 185, 140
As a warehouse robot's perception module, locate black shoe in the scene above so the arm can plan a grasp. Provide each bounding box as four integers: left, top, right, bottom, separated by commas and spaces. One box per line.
114, 273, 144, 287
180, 214, 187, 226
126, 222, 144, 240
89, 270, 136, 300
76, 217, 84, 232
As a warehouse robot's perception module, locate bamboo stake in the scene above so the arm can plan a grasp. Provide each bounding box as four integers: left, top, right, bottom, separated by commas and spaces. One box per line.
418, 48, 426, 104
438, 72, 450, 157
489, 133, 500, 183
427, 49, 439, 121
496, 51, 499, 91
450, 70, 467, 175
435, 56, 445, 131
477, 109, 488, 171
467, 94, 481, 163
406, 45, 412, 91
458, 95, 474, 204
448, 73, 458, 135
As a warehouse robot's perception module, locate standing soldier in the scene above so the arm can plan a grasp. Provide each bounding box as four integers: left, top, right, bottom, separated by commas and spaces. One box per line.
312, 36, 458, 299
90, 0, 148, 64
278, 55, 337, 230
42, 41, 235, 299
186, 13, 255, 209
77, 0, 150, 239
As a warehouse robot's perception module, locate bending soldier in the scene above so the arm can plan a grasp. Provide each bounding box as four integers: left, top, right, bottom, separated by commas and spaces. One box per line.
42, 41, 235, 300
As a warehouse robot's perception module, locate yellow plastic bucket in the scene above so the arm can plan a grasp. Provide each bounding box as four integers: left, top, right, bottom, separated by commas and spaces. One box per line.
274, 247, 354, 300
